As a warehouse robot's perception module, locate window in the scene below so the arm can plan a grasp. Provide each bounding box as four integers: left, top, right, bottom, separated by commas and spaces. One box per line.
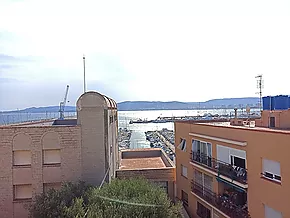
231, 155, 246, 168
14, 184, 32, 200
178, 138, 187, 151
109, 116, 113, 124
192, 140, 212, 156
13, 150, 31, 166
181, 190, 188, 206
194, 169, 213, 192
114, 114, 117, 121
152, 181, 168, 193
197, 201, 211, 218
265, 205, 282, 218
194, 169, 203, 185
43, 183, 61, 193
262, 159, 281, 183
177, 138, 186, 151
181, 165, 188, 178
204, 174, 213, 191
217, 145, 246, 166
43, 149, 61, 165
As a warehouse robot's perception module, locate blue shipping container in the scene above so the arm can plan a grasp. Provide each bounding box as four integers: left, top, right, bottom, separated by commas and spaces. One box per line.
274, 95, 289, 110
263, 96, 275, 110
262, 96, 270, 110
269, 96, 275, 110
289, 96, 290, 109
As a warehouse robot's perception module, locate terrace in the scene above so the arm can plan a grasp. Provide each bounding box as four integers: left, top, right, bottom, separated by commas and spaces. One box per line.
191, 180, 250, 218
190, 151, 247, 184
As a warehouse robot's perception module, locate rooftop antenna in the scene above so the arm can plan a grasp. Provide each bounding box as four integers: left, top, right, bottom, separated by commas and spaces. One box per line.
83, 55, 86, 93
255, 74, 264, 112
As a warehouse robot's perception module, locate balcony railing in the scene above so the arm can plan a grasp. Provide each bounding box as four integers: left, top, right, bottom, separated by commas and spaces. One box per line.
191, 181, 250, 218
190, 151, 247, 184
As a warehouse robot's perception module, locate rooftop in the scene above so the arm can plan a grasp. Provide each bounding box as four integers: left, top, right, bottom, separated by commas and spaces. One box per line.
2, 118, 78, 128
120, 157, 166, 169
119, 148, 174, 170
197, 121, 290, 134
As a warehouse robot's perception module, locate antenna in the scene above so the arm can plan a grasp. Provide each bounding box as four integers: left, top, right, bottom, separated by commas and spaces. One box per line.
83, 55, 86, 93
255, 74, 264, 111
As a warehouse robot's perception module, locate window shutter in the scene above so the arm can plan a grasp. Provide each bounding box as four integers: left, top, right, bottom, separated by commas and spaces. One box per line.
182, 165, 188, 178
194, 170, 203, 185
207, 143, 212, 157
192, 140, 197, 152
182, 139, 187, 151
263, 159, 281, 176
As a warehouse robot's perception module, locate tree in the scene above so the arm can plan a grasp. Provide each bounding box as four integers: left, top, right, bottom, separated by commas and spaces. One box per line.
28, 181, 91, 218
85, 178, 182, 218
29, 178, 182, 218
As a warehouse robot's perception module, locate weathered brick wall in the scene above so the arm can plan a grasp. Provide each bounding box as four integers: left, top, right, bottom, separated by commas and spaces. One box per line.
0, 128, 14, 218
0, 125, 81, 218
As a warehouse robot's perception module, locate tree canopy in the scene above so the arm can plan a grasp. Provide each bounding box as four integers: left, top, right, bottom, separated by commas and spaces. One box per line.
28, 178, 182, 218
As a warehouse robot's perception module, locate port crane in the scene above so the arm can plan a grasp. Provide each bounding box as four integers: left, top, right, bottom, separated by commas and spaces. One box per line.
59, 85, 70, 120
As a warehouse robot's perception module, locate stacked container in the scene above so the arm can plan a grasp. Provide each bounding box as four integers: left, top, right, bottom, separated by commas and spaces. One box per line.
274, 95, 289, 110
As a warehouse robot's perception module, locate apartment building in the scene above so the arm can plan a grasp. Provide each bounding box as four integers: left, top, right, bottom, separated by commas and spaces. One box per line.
0, 91, 118, 218
175, 108, 290, 218
116, 148, 176, 200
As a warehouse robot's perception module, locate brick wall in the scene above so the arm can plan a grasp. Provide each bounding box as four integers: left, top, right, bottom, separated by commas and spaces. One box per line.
0, 125, 81, 218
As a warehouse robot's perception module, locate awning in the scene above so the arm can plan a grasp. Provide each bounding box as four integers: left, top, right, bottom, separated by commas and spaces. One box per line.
216, 177, 246, 193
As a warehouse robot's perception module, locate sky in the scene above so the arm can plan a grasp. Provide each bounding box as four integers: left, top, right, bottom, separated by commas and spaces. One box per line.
0, 0, 290, 110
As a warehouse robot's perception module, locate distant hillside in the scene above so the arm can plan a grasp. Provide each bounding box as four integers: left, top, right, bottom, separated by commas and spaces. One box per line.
117, 97, 259, 111
3, 106, 76, 113
2, 97, 259, 113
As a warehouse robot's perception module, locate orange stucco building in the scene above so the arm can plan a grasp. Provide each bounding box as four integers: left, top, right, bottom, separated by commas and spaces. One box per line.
0, 91, 118, 218
175, 109, 290, 218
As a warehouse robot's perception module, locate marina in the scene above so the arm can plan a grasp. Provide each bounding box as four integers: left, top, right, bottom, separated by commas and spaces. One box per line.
129, 112, 260, 124
145, 128, 175, 162
118, 128, 132, 150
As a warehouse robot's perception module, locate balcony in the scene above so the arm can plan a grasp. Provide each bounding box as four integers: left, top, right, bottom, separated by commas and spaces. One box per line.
190, 151, 247, 184
191, 181, 250, 218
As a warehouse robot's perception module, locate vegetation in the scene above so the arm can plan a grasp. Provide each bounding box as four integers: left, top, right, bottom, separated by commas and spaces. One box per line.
28, 178, 182, 218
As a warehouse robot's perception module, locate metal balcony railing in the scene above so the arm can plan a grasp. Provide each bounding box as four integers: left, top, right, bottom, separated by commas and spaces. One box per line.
191, 181, 250, 218
190, 151, 247, 184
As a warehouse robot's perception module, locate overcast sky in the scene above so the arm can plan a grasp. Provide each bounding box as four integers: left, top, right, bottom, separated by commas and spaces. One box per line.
0, 0, 289, 110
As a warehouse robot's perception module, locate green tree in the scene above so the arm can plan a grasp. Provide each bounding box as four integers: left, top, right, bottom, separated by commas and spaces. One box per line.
85, 178, 182, 218
28, 181, 91, 218
29, 178, 182, 218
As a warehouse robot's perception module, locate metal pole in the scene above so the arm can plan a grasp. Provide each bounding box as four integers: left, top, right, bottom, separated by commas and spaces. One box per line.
83, 55, 86, 93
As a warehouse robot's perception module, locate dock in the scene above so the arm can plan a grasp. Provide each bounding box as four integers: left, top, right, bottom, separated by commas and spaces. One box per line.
130, 114, 228, 124
145, 128, 175, 162
156, 130, 175, 153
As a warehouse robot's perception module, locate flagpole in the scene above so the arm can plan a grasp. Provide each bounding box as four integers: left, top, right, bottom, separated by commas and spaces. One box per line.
83, 55, 86, 93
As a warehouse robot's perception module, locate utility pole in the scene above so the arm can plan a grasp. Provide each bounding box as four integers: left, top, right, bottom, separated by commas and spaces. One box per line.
83, 55, 86, 93
255, 74, 264, 111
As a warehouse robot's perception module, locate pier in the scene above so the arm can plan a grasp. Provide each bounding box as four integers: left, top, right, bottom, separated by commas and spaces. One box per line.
130, 114, 228, 124
129, 112, 260, 124
145, 128, 175, 162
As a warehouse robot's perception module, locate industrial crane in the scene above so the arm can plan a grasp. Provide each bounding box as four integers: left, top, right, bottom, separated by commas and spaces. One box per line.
59, 85, 70, 120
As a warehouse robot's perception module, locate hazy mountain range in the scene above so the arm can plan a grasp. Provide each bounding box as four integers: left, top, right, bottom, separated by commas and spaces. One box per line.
1, 97, 260, 113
